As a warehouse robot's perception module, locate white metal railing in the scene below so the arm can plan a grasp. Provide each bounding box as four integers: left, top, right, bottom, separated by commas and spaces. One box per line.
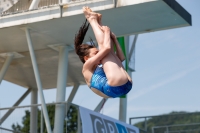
152, 123, 200, 133
1, 0, 58, 15
0, 102, 80, 133
129, 112, 200, 133
0, 127, 22, 133
0, 0, 86, 16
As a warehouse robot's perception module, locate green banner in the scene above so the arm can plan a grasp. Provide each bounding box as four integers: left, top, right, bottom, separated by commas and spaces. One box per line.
117, 37, 127, 98
117, 37, 128, 71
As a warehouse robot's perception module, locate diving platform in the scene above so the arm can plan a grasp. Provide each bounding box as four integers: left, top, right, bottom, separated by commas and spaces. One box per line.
0, 0, 191, 89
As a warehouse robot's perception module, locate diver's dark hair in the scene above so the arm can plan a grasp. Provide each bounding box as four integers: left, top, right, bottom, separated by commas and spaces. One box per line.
74, 19, 96, 63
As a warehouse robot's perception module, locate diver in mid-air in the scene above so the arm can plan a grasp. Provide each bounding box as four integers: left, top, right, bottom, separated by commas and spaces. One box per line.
74, 7, 132, 98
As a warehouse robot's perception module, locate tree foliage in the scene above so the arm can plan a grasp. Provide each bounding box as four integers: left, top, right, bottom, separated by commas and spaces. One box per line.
12, 105, 78, 133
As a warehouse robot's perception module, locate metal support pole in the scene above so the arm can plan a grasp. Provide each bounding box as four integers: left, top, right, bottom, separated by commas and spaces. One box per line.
145, 117, 147, 131
114, 0, 118, 8
129, 35, 138, 61
54, 46, 69, 133
30, 89, 38, 133
0, 54, 14, 84
166, 126, 169, 133
152, 127, 155, 133
65, 83, 79, 114
119, 97, 127, 122
0, 89, 31, 125
40, 109, 43, 133
77, 109, 81, 133
94, 98, 107, 112
29, 0, 41, 10
25, 28, 52, 133
129, 118, 131, 125
59, 5, 63, 18
128, 35, 138, 72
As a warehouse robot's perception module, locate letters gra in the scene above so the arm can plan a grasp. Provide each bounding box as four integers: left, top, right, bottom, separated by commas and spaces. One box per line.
90, 114, 136, 133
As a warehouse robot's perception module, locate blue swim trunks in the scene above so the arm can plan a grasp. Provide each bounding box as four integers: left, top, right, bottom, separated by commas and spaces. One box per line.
90, 65, 132, 98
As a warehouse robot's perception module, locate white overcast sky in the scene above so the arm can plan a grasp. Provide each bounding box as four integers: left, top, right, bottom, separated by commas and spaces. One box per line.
0, 0, 200, 128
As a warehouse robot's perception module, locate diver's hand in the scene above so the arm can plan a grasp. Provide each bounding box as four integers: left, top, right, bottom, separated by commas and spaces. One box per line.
101, 26, 110, 34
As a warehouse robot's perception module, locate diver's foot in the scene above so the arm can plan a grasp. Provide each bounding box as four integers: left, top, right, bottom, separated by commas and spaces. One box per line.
83, 6, 98, 22
86, 7, 102, 25
86, 6, 92, 12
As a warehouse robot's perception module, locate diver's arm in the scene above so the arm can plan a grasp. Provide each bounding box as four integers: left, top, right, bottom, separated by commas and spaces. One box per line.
111, 32, 125, 62
84, 26, 111, 69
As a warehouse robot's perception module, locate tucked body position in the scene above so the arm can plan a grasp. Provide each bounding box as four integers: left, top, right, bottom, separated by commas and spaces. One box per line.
74, 7, 132, 98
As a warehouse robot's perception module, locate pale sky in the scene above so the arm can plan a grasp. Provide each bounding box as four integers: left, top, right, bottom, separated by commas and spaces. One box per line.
0, 0, 200, 129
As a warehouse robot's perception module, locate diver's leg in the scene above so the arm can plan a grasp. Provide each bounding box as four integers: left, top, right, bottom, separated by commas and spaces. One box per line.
83, 7, 104, 49
83, 7, 130, 87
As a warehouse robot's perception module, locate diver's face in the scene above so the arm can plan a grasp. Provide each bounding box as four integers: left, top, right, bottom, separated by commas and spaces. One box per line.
88, 48, 99, 58
84, 48, 100, 64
